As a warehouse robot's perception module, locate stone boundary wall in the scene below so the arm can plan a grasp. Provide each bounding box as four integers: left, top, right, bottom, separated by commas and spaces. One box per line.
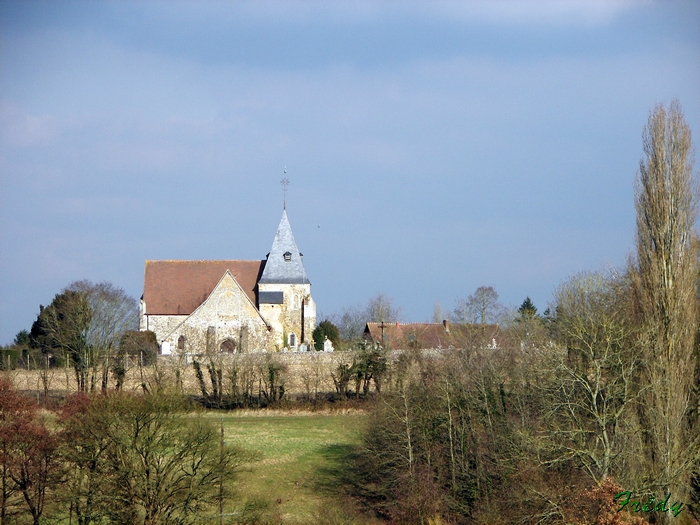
4, 348, 449, 397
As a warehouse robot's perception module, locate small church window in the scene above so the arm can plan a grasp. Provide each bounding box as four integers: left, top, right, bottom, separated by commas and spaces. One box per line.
177, 335, 185, 351
289, 333, 296, 348
283, 251, 292, 262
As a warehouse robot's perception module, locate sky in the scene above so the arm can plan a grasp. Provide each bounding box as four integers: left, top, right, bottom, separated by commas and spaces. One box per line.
1, 0, 699, 344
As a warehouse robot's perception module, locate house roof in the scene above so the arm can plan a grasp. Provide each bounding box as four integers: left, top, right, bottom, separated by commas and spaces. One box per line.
364, 322, 502, 350
258, 210, 310, 285
142, 260, 265, 315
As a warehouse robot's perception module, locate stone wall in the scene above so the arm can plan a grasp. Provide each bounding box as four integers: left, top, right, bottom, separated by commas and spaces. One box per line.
7, 348, 449, 398
258, 282, 315, 349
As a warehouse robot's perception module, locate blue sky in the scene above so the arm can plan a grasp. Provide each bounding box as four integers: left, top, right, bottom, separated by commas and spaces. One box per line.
1, 1, 698, 344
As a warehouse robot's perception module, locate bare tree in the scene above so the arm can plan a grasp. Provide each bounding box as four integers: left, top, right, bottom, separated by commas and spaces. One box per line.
543, 271, 642, 485
631, 100, 698, 511
327, 304, 366, 342
0, 379, 60, 525
452, 286, 502, 325
66, 281, 138, 392
329, 293, 401, 343
365, 293, 401, 324
432, 302, 443, 323
60, 392, 244, 525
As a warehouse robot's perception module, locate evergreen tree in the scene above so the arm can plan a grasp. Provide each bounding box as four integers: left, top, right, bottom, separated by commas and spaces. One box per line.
517, 297, 538, 319
312, 320, 340, 350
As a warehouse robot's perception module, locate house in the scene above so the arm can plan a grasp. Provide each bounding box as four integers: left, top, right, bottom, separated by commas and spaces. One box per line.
364, 320, 501, 350
139, 209, 316, 355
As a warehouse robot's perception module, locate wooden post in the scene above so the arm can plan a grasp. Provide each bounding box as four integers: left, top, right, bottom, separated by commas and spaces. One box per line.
219, 417, 224, 525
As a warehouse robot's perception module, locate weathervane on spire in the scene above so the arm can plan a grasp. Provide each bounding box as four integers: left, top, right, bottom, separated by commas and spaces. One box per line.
281, 167, 290, 210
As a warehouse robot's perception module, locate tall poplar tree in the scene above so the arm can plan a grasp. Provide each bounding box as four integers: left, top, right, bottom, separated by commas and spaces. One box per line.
632, 100, 698, 515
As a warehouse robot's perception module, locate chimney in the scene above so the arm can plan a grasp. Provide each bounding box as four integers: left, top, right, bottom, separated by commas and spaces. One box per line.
443, 319, 450, 332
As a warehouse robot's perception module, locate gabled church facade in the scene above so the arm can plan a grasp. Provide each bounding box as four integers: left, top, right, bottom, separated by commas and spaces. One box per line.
139, 210, 316, 355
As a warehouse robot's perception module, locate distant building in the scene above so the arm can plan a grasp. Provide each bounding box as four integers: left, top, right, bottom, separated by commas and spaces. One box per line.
139, 210, 316, 355
364, 320, 501, 350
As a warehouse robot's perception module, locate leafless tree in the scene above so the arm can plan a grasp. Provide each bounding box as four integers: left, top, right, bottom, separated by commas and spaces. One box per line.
59, 392, 244, 525
65, 281, 138, 392
432, 302, 443, 323
329, 293, 401, 343
365, 293, 401, 324
327, 304, 366, 342
630, 100, 698, 512
452, 286, 502, 325
542, 271, 643, 486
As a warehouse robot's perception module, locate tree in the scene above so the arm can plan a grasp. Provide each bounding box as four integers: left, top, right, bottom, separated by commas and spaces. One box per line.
432, 301, 443, 323
452, 286, 502, 325
119, 329, 158, 358
329, 304, 367, 342
29, 282, 137, 392
0, 378, 60, 525
13, 331, 29, 348
29, 290, 92, 391
630, 100, 698, 513
543, 271, 641, 485
0, 378, 28, 524
517, 296, 538, 319
357, 341, 516, 522
350, 340, 388, 396
59, 393, 244, 525
66, 281, 138, 392
117, 331, 159, 389
312, 320, 340, 351
329, 293, 401, 343
504, 296, 544, 350
365, 293, 400, 324
8, 420, 59, 525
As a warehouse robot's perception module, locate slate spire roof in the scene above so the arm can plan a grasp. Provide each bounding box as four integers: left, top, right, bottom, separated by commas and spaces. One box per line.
258, 209, 310, 285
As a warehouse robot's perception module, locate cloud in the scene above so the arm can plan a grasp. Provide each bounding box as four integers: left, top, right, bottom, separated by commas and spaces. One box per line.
139, 0, 644, 28
427, 0, 646, 27
0, 101, 60, 148
0, 0, 697, 343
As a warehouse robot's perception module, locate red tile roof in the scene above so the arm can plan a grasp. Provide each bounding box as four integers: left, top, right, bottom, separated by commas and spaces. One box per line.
143, 260, 265, 315
364, 322, 501, 350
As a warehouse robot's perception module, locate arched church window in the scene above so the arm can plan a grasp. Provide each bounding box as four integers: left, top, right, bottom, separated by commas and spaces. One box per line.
220, 339, 236, 354
288, 333, 296, 348
177, 335, 185, 351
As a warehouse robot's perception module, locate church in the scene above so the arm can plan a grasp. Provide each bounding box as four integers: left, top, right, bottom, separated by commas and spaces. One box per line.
139, 209, 316, 355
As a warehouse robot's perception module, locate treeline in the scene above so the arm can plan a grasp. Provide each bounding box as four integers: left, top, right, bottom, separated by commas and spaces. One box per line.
2, 280, 159, 396
0, 378, 247, 525
344, 101, 700, 524
348, 273, 672, 523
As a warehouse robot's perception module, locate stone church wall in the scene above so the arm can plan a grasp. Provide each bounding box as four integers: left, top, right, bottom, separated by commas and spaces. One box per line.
258, 283, 316, 350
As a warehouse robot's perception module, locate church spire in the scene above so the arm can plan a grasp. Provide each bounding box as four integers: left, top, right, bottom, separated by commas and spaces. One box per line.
281, 168, 289, 211
258, 209, 309, 285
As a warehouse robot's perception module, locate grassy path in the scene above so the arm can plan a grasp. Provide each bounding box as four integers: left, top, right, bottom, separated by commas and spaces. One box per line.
208, 410, 375, 524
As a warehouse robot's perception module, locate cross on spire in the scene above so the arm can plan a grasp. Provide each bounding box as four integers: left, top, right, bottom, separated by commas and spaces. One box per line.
281, 167, 290, 210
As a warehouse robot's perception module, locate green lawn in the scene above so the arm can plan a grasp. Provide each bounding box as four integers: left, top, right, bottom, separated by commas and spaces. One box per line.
208, 410, 377, 524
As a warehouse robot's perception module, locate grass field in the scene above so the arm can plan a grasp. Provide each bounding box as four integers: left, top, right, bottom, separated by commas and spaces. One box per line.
210, 410, 380, 525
